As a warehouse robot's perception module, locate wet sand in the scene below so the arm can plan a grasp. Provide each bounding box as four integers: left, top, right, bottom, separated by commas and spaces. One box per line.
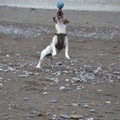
0, 6, 120, 120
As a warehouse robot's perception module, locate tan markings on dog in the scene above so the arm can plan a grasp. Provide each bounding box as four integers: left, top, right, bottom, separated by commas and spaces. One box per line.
63, 19, 69, 24
53, 17, 57, 23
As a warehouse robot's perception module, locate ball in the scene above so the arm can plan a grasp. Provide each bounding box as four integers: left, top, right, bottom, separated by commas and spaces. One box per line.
57, 1, 64, 9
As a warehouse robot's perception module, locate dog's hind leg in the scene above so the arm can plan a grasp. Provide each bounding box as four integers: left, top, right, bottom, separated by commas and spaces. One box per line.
36, 49, 46, 69
36, 57, 43, 69
36, 45, 52, 69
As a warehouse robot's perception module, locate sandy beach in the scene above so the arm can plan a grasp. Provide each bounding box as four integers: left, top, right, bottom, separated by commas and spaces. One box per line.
0, 6, 120, 120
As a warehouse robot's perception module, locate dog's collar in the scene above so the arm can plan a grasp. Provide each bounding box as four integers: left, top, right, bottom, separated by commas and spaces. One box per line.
55, 33, 67, 36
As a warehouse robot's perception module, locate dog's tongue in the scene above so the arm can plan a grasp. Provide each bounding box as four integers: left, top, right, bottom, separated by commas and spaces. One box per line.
57, 9, 64, 19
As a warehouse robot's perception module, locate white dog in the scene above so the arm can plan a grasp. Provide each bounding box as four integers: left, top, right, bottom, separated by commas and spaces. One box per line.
36, 16, 70, 69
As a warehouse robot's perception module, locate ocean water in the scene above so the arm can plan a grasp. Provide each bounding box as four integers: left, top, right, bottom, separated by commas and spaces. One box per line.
0, 0, 120, 11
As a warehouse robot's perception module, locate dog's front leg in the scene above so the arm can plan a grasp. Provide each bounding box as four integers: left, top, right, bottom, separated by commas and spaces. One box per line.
52, 36, 57, 56
65, 36, 70, 59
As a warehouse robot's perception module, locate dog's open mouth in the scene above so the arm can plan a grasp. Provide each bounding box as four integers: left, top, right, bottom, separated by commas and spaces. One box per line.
57, 10, 64, 19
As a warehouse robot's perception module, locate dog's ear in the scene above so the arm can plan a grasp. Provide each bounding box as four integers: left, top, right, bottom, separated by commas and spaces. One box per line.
63, 18, 69, 24
53, 17, 57, 23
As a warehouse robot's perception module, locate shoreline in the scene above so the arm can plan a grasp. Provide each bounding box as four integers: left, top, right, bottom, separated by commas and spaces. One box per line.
0, 0, 120, 12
